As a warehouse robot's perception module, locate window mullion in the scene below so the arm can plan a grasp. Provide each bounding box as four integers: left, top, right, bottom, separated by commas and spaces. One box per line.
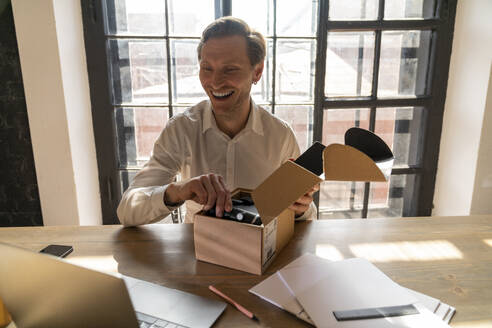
313, 0, 328, 143
312, 0, 329, 218
164, 0, 173, 117
216, 0, 231, 17
361, 0, 385, 218
271, 0, 278, 114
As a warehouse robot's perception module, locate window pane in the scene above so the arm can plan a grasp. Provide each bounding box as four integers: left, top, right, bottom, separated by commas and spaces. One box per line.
168, 0, 215, 36
232, 0, 273, 36
328, 0, 378, 20
105, 0, 166, 35
368, 174, 417, 218
322, 109, 370, 146
172, 106, 190, 117
325, 32, 375, 97
319, 181, 365, 219
378, 30, 432, 97
251, 39, 273, 104
109, 39, 168, 105
171, 40, 207, 104
120, 170, 138, 195
275, 105, 313, 152
375, 107, 425, 166
277, 0, 317, 36
276, 40, 315, 103
115, 107, 168, 167
384, 0, 436, 19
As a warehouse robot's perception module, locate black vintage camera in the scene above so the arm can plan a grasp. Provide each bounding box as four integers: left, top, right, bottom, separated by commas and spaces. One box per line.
204, 196, 262, 226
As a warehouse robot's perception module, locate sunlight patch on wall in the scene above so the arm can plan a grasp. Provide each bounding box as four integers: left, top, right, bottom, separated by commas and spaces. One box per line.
349, 240, 463, 262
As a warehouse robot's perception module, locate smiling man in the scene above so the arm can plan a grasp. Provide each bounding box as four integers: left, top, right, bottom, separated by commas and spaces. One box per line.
117, 17, 318, 225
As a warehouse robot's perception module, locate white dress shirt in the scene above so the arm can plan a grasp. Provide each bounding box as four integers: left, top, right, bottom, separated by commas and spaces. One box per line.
117, 99, 316, 225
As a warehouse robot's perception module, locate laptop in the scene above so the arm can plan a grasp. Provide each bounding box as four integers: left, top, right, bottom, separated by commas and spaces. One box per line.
0, 242, 226, 328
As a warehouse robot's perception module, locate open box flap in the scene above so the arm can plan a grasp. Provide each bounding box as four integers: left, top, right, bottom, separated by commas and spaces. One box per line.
252, 160, 322, 225
323, 144, 392, 182
345, 127, 394, 162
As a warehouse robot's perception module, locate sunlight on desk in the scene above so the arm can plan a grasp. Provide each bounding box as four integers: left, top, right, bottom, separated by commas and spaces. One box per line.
65, 255, 119, 273
315, 244, 344, 261
349, 240, 463, 262
483, 239, 492, 247
452, 320, 492, 328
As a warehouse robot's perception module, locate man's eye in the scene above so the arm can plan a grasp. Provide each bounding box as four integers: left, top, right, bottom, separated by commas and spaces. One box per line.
225, 68, 238, 73
201, 67, 212, 72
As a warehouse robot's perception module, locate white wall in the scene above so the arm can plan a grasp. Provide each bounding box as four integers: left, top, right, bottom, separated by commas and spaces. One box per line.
433, 0, 492, 216
470, 66, 492, 214
11, 0, 102, 225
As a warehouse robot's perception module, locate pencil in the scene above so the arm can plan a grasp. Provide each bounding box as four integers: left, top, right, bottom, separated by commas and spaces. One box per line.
208, 285, 259, 321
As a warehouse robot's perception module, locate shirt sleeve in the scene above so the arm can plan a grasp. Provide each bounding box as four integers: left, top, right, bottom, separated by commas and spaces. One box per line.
282, 125, 301, 161
117, 118, 185, 226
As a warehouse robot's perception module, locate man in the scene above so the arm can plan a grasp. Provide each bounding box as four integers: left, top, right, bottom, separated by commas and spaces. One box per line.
117, 17, 318, 225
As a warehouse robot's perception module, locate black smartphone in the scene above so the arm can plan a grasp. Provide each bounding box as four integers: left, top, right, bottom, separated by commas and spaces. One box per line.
39, 244, 73, 258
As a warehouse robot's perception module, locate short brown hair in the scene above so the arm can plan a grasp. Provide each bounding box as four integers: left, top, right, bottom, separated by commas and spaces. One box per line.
197, 17, 266, 66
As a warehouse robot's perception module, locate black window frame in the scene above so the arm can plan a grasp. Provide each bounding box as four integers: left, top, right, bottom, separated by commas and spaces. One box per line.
81, 0, 457, 224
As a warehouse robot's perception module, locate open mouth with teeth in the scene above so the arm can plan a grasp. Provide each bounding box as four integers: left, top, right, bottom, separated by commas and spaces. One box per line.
211, 90, 234, 99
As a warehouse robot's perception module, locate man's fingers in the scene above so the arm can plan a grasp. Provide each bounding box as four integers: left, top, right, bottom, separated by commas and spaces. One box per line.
211, 174, 227, 217
307, 184, 320, 197
296, 194, 313, 206
217, 175, 232, 212
189, 179, 208, 205
289, 185, 318, 217
200, 175, 216, 211
288, 202, 309, 215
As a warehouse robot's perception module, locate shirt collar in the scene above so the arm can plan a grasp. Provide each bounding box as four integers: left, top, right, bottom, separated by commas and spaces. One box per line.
202, 100, 215, 133
202, 99, 264, 136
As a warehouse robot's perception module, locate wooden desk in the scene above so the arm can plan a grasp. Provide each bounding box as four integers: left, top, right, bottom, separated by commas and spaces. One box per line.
1, 215, 491, 327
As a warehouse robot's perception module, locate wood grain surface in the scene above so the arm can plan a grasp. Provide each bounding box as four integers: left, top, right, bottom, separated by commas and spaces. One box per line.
1, 215, 491, 327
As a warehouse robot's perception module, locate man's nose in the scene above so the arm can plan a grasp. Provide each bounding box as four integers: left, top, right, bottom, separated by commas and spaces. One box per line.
211, 72, 225, 87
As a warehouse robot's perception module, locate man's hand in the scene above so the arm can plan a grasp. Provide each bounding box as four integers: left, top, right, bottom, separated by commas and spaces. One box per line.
164, 174, 232, 217
288, 184, 320, 218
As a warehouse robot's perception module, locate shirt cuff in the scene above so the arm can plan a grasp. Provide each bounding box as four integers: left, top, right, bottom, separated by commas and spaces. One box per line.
151, 185, 183, 212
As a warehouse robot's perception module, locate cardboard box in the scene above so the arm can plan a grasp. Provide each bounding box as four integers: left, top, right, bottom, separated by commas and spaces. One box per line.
194, 128, 394, 275
0, 297, 11, 327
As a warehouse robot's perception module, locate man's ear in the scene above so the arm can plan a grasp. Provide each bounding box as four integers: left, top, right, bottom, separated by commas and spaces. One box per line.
253, 61, 264, 82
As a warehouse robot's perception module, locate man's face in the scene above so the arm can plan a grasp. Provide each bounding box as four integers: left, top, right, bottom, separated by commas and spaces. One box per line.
199, 35, 263, 119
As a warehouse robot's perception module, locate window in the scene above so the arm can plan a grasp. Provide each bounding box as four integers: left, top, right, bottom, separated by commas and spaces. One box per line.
81, 0, 457, 224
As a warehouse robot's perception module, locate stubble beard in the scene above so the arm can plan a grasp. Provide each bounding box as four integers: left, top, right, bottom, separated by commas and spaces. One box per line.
211, 92, 250, 123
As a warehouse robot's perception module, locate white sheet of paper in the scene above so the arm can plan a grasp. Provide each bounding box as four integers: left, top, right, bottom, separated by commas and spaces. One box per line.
443, 305, 456, 324
404, 288, 440, 313
435, 303, 452, 321
278, 257, 434, 327
249, 268, 305, 316
279, 257, 417, 309
249, 254, 326, 324
250, 254, 452, 327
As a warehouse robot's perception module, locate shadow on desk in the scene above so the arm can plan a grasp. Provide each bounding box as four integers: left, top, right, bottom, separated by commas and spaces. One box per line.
112, 225, 244, 294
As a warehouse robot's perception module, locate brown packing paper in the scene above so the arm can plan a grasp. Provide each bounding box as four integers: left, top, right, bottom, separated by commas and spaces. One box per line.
323, 144, 389, 182
252, 160, 323, 225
